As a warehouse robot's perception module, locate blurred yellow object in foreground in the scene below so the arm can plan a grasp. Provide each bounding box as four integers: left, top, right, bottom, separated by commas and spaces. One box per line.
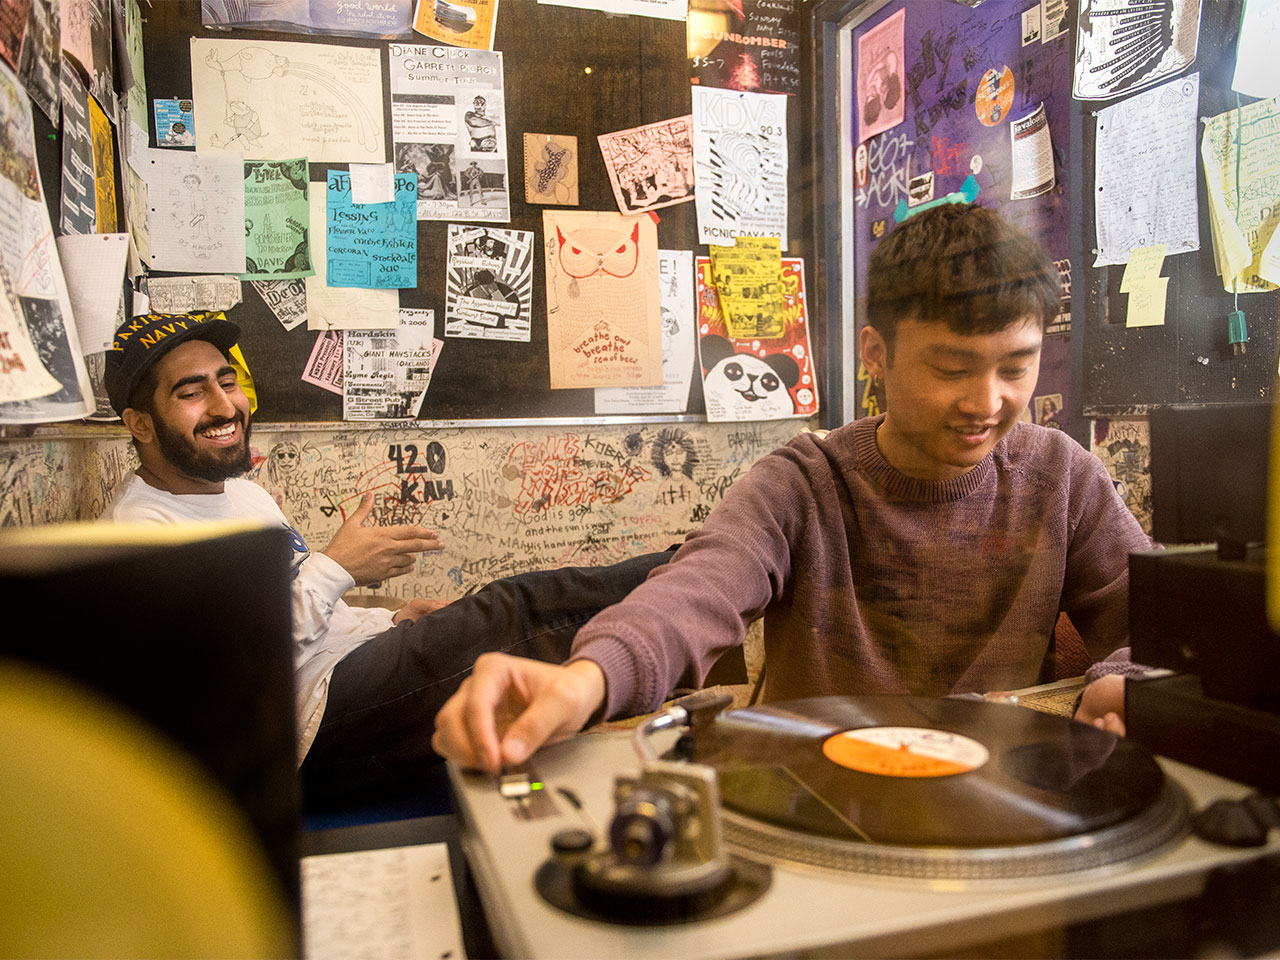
0, 660, 293, 958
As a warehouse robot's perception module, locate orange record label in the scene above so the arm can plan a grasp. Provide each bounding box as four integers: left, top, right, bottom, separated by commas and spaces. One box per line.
822, 726, 989, 778
975, 66, 1014, 127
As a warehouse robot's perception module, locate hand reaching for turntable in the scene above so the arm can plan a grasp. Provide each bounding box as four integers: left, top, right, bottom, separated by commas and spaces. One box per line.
432, 653, 607, 773
1073, 675, 1126, 736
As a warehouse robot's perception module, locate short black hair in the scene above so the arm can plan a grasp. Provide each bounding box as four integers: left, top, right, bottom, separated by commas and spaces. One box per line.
866, 204, 1060, 356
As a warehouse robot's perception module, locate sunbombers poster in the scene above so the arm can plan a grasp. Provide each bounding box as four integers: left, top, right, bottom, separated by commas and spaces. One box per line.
191, 37, 386, 163
543, 209, 662, 389
445, 224, 533, 341
388, 44, 510, 222
691, 85, 787, 248
696, 256, 817, 422
1073, 0, 1201, 101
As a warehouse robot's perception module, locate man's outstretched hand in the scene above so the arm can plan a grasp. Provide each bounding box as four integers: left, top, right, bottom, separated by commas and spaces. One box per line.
323, 492, 443, 586
432, 654, 607, 774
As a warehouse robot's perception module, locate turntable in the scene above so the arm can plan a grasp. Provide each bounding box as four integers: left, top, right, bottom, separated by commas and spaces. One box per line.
448, 692, 1280, 958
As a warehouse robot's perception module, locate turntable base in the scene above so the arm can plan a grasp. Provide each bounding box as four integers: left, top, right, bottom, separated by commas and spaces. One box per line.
449, 720, 1280, 959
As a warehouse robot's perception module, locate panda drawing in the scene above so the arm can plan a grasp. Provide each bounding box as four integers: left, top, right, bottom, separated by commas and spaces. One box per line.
700, 334, 800, 421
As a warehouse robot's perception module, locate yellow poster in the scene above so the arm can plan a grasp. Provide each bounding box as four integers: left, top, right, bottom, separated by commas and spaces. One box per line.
708, 237, 785, 339
412, 0, 500, 50
87, 94, 117, 233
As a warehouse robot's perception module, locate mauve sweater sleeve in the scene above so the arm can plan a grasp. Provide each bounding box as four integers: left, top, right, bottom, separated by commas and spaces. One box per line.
567, 444, 813, 719
1060, 441, 1156, 664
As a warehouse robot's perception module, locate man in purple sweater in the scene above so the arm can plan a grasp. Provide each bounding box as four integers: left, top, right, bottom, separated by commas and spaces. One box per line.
434, 204, 1150, 773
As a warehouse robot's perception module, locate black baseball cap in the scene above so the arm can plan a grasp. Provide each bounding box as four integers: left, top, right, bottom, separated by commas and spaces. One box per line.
104, 311, 241, 415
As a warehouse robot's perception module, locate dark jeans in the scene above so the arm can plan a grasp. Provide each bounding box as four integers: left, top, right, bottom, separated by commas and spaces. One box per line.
299, 550, 672, 810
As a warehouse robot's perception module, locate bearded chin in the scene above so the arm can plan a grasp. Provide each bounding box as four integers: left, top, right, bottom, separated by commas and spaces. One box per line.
155, 416, 254, 483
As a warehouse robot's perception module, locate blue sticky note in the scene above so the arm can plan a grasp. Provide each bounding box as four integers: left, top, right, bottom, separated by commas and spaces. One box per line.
326, 170, 418, 289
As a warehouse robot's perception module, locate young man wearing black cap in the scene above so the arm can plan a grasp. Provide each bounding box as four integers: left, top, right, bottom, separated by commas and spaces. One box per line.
102, 311, 669, 808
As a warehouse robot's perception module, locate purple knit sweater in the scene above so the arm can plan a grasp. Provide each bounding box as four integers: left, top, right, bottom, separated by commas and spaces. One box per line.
572, 416, 1154, 719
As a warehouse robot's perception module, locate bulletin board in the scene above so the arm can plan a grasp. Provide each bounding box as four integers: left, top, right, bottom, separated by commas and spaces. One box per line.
1076, 0, 1278, 415
131, 1, 819, 424
813, 0, 1082, 442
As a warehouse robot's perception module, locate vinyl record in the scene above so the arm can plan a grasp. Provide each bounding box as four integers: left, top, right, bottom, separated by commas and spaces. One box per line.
686, 696, 1169, 848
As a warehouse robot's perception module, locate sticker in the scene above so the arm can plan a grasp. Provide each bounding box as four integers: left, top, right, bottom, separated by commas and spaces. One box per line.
907, 171, 934, 206
975, 66, 1014, 127
970, 153, 983, 175
871, 218, 887, 240
822, 726, 989, 778
855, 141, 868, 189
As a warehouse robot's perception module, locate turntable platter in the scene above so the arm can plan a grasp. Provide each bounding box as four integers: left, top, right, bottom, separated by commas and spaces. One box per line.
684, 696, 1189, 879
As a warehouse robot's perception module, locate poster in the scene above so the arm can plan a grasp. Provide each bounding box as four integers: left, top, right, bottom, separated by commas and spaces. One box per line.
696, 256, 817, 422
54, 231, 128, 353
59, 61, 96, 235
242, 158, 313, 280
597, 115, 694, 215
17, 0, 58, 123
594, 249, 696, 414
1008, 103, 1055, 201
1200, 97, 1280, 293
191, 37, 386, 163
303, 329, 343, 393
389, 43, 510, 222
0, 263, 60, 404
411, 0, 499, 49
444, 224, 533, 341
154, 97, 195, 147
688, 0, 801, 96
0, 67, 93, 422
855, 7, 905, 144
707, 237, 784, 339
344, 308, 440, 420
1073, 0, 1201, 101
325, 169, 417, 289
523, 133, 577, 205
691, 85, 787, 248
140, 148, 247, 274
0, 0, 30, 72
252, 277, 308, 330
146, 275, 243, 314
201, 0, 415, 39
87, 93, 117, 232
543, 210, 662, 389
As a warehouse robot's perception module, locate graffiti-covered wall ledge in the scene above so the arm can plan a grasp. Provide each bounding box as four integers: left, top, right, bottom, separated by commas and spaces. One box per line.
0, 412, 776, 442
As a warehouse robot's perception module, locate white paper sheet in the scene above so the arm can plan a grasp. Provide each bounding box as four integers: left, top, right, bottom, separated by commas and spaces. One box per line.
692, 85, 788, 249
191, 37, 386, 163
350, 162, 397, 204
305, 190, 399, 330
54, 232, 129, 354
1073, 0, 1202, 101
594, 249, 696, 414
1093, 73, 1199, 267
301, 843, 465, 960
139, 148, 247, 274
536, 0, 688, 20
1232, 0, 1280, 100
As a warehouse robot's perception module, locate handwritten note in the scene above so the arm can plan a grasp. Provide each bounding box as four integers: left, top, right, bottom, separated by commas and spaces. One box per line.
1120, 244, 1166, 292
1126, 276, 1169, 328
301, 843, 464, 960
1093, 74, 1199, 267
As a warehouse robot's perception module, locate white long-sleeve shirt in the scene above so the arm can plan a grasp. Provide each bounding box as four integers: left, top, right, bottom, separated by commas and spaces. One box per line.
104, 473, 392, 759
